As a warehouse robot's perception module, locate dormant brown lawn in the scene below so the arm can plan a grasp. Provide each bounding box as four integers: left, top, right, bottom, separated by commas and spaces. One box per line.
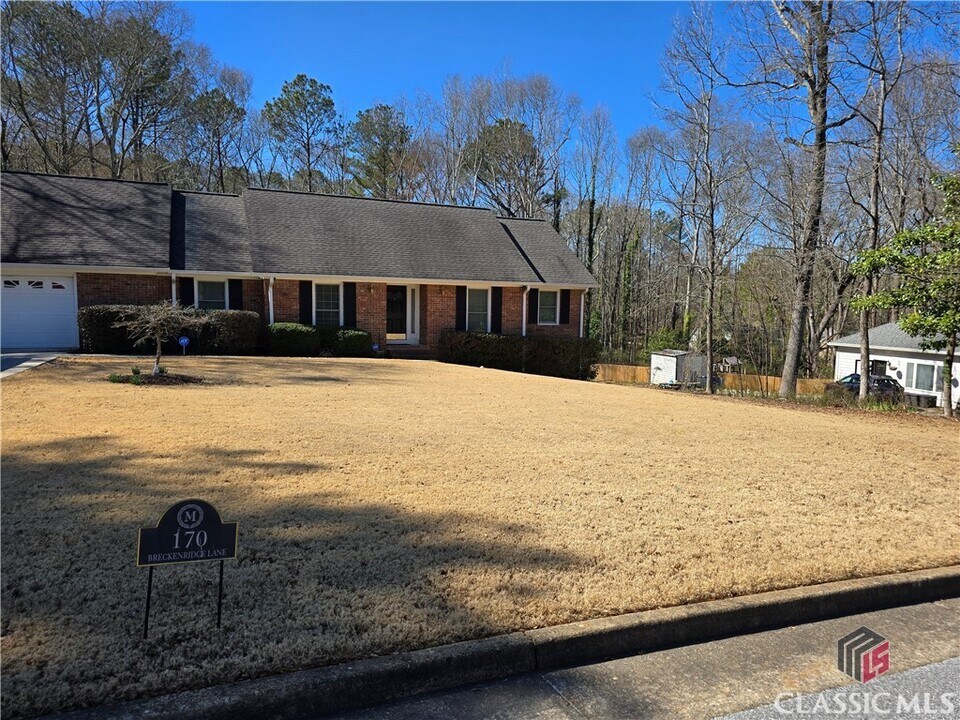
2, 357, 957, 717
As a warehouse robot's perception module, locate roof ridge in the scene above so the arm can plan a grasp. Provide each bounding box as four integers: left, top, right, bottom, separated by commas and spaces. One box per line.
1, 169, 169, 188
244, 186, 492, 211
174, 188, 241, 197
498, 216, 547, 222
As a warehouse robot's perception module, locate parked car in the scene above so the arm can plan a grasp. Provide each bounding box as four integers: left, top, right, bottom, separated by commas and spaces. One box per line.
826, 373, 904, 403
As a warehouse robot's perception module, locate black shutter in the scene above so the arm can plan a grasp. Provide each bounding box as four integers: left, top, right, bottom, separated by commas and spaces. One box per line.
528, 289, 539, 325
343, 282, 357, 328
455, 286, 467, 331
228, 279, 243, 310
178, 277, 194, 307
299, 281, 313, 325
560, 289, 571, 324
490, 287, 503, 334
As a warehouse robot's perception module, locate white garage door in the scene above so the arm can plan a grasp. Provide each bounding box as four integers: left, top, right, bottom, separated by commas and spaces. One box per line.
1, 276, 78, 350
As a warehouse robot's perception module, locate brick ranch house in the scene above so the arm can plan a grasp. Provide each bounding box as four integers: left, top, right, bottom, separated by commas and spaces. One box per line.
0, 171, 596, 353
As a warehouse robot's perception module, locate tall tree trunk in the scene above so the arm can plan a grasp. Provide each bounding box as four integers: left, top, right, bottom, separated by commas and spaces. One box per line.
943, 331, 956, 419
779, 14, 830, 398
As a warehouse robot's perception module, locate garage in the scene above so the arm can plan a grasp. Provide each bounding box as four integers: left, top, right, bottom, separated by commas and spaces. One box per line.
1, 275, 78, 350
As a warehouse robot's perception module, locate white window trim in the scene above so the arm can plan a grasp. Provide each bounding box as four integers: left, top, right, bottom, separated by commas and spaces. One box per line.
537, 289, 561, 325
194, 278, 230, 310
465, 285, 491, 333
313, 282, 344, 327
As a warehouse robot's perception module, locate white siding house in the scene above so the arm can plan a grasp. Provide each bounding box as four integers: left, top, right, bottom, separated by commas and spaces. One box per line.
829, 323, 959, 409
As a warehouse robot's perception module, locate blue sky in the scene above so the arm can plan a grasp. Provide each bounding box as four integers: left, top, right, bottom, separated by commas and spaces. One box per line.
183, 1, 696, 139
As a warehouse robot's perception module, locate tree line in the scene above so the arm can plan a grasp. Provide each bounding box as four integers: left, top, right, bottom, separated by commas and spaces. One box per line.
3, 1, 958, 395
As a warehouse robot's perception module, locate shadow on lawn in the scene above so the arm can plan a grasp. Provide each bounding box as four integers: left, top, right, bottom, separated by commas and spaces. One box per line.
0, 435, 584, 719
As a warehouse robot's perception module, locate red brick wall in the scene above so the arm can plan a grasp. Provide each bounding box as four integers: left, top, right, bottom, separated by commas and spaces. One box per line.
272, 279, 300, 323
501, 287, 523, 335
423, 284, 457, 350
76, 273, 170, 307
241, 279, 266, 320
527, 289, 583, 338
356, 282, 387, 348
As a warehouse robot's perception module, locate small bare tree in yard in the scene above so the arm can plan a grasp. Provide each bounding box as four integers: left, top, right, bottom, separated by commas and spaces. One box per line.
114, 303, 207, 376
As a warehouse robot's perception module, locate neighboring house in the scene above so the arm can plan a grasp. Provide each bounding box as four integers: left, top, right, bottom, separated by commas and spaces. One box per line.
829, 322, 959, 408
0, 171, 596, 352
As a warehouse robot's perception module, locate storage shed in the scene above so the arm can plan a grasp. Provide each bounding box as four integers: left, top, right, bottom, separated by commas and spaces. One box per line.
650, 349, 706, 386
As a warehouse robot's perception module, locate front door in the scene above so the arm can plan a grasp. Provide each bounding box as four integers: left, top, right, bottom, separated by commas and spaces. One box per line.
386, 285, 419, 344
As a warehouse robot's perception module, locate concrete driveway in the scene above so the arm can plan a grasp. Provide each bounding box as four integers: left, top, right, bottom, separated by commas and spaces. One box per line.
0, 352, 59, 378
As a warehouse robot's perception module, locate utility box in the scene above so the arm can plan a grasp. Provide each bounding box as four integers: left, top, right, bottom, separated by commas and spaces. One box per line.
650, 349, 706, 386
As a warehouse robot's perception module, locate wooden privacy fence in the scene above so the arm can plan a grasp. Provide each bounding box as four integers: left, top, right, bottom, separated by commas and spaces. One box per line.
595, 363, 650, 384
594, 364, 829, 396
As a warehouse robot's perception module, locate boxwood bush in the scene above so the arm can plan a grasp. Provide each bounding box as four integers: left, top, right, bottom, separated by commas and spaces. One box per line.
269, 323, 374, 357
192, 310, 261, 355
438, 331, 600, 380
78, 305, 262, 355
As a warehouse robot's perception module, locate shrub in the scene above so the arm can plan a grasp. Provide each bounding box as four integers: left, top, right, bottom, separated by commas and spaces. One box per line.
192, 310, 261, 355
79, 305, 261, 356
78, 305, 140, 354
526, 336, 601, 380
438, 331, 600, 380
269, 323, 322, 356
333, 328, 374, 357
438, 332, 524, 372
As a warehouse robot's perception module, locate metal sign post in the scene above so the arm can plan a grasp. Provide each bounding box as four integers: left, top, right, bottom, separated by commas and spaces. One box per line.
178, 336, 190, 355
137, 499, 238, 638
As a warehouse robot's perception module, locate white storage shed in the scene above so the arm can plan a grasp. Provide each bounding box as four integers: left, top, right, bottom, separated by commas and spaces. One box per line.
650, 349, 706, 386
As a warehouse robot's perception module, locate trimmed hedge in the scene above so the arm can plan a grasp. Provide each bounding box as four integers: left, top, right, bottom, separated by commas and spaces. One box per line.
78, 305, 262, 355
269, 323, 373, 358
438, 331, 600, 380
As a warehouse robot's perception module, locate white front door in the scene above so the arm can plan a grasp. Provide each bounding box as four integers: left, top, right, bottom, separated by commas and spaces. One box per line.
385, 284, 420, 345
1, 275, 78, 350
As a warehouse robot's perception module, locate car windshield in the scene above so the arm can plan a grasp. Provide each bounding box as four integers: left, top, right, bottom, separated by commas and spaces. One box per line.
839, 374, 859, 383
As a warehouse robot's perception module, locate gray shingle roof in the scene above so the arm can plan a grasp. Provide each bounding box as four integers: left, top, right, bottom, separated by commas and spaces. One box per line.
499, 218, 597, 286
245, 189, 543, 283
173, 191, 251, 273
829, 322, 943, 352
2, 172, 598, 286
1, 171, 170, 268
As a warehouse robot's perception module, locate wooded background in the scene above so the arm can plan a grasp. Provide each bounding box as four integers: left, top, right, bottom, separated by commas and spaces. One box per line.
3, 1, 958, 390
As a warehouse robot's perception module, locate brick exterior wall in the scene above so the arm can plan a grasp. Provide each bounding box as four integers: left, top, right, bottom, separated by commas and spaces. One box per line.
423, 284, 457, 350
527, 289, 583, 338
272, 279, 300, 323
76, 273, 170, 307
356, 282, 387, 348
501, 286, 523, 336
242, 279, 266, 319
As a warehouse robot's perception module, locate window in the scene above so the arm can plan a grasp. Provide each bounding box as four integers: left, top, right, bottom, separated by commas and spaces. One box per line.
197, 280, 227, 310
906, 362, 914, 388
28, 280, 43, 289
315, 284, 340, 327
3, 280, 20, 289
915, 363, 935, 392
467, 288, 489, 332
51, 282, 66, 290
538, 290, 559, 324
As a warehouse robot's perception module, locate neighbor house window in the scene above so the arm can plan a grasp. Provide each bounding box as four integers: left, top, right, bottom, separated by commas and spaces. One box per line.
467, 288, 489, 332
315, 284, 340, 327
538, 290, 559, 324
197, 280, 227, 310
915, 363, 935, 392
906, 362, 914, 388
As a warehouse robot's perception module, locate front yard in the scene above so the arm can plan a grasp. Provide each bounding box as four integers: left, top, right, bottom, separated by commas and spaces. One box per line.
2, 357, 957, 717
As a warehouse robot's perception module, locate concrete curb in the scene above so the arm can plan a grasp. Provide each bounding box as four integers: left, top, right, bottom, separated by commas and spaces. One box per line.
49, 566, 960, 720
